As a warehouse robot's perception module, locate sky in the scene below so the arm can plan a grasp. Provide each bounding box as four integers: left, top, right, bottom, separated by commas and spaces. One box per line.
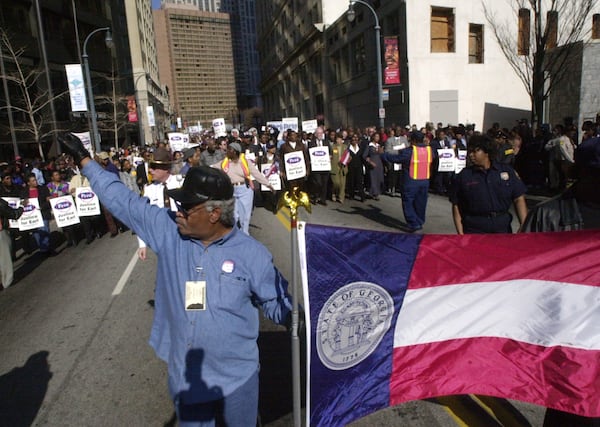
152, 0, 160, 10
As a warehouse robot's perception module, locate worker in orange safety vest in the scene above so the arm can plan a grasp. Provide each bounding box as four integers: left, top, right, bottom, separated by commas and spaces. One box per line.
382, 131, 433, 232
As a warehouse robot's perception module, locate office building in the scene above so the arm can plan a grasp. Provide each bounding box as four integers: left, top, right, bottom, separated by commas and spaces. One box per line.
161, 0, 221, 13
154, 4, 237, 128
124, 0, 171, 144
256, 0, 533, 130
220, 0, 262, 113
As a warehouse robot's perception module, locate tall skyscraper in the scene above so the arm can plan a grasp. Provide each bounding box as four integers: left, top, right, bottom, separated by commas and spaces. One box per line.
161, 0, 221, 13
164, 0, 262, 113
153, 4, 237, 128
220, 0, 262, 111
124, 0, 169, 145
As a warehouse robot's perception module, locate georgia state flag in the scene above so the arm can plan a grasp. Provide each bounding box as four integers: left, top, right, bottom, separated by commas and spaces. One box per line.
298, 224, 600, 427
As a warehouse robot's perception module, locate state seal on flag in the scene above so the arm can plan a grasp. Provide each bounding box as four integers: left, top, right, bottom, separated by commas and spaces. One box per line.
316, 282, 394, 370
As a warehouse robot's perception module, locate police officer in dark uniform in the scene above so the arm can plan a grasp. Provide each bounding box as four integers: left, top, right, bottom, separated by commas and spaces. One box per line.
449, 134, 528, 234
494, 130, 516, 166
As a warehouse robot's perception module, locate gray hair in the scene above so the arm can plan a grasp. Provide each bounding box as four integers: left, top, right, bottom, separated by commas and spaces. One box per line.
205, 198, 235, 227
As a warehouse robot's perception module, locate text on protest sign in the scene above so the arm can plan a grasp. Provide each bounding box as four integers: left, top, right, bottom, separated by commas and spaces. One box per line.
283, 151, 307, 181
260, 163, 282, 191
437, 148, 456, 172
309, 146, 331, 172
455, 150, 467, 174
75, 187, 101, 216
19, 199, 44, 231
50, 196, 80, 227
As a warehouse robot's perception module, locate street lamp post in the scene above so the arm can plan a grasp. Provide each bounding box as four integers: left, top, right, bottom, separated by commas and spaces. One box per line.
82, 27, 113, 154
347, 0, 384, 128
134, 72, 150, 147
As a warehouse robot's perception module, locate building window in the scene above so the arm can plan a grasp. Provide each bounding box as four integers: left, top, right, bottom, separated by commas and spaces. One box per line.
592, 14, 600, 39
332, 52, 341, 85
431, 7, 455, 53
546, 11, 558, 49
518, 8, 530, 55
468, 24, 484, 64
351, 35, 366, 74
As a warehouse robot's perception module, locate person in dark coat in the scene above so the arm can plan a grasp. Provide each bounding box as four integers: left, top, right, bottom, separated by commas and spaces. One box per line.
25, 174, 54, 255
520, 139, 600, 426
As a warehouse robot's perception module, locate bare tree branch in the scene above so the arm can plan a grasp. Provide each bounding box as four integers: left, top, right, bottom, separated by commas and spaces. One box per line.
0, 29, 70, 160
482, 0, 595, 128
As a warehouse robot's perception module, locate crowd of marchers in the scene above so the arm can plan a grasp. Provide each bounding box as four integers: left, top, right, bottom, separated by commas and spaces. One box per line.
0, 114, 599, 289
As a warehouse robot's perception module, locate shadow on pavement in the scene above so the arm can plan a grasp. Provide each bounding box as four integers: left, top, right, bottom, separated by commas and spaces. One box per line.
0, 351, 52, 427
432, 395, 532, 427
333, 204, 409, 231
258, 330, 306, 425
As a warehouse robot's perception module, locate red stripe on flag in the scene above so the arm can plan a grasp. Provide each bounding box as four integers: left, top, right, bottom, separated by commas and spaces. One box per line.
390, 338, 600, 416
409, 231, 600, 289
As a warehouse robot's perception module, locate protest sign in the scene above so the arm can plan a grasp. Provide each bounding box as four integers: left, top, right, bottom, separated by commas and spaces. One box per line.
302, 119, 318, 134
455, 150, 467, 174
283, 151, 307, 180
260, 163, 282, 191
75, 187, 101, 216
19, 199, 44, 231
437, 148, 456, 172
50, 196, 80, 227
309, 146, 331, 172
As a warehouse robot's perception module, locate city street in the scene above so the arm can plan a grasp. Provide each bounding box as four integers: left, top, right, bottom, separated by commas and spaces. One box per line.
0, 191, 547, 426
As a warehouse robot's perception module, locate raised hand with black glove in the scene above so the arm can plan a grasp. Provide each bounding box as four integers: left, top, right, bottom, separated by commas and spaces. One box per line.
58, 133, 91, 167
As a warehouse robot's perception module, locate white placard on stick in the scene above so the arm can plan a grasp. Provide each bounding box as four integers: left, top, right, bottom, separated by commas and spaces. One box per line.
50, 196, 80, 227
260, 163, 282, 191
283, 151, 307, 181
309, 146, 331, 172
75, 187, 101, 216
212, 118, 226, 136
282, 117, 299, 132
437, 148, 456, 172
455, 150, 467, 174
19, 198, 44, 231
302, 119, 318, 134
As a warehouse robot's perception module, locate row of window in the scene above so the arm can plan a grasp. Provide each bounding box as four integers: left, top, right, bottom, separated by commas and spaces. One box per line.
433, 7, 600, 61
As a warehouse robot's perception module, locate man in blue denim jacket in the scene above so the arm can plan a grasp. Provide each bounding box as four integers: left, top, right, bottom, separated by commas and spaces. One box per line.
60, 134, 292, 427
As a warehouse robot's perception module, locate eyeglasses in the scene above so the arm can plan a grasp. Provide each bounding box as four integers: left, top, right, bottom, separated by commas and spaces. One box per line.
175, 202, 206, 218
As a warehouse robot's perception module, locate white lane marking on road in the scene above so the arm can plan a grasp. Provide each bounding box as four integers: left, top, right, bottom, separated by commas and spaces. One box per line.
112, 251, 139, 296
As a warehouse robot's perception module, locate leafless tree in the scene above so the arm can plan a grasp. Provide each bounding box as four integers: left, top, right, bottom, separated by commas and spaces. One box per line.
95, 63, 132, 151
0, 29, 68, 161
483, 0, 596, 129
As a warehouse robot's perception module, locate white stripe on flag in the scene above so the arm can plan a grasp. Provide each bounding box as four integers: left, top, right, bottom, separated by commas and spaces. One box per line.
394, 280, 600, 350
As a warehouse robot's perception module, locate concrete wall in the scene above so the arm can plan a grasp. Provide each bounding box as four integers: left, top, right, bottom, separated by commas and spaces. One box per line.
579, 41, 600, 130
405, 0, 531, 131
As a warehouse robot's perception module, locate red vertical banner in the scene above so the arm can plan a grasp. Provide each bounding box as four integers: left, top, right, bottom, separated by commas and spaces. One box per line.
127, 95, 138, 122
384, 36, 401, 85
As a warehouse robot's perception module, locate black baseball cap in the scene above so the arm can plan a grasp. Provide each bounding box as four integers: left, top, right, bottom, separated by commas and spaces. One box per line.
167, 166, 233, 206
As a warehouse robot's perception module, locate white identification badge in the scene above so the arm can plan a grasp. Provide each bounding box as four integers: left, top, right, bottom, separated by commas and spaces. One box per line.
185, 281, 206, 311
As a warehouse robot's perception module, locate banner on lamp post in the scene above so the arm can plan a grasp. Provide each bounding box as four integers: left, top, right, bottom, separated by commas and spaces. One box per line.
127, 95, 138, 122
65, 64, 87, 112
146, 106, 156, 127
383, 36, 401, 86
